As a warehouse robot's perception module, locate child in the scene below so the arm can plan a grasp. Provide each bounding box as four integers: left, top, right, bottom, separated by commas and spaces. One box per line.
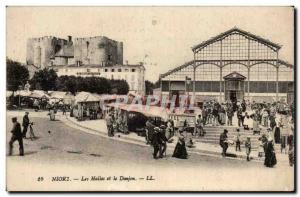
235, 128, 241, 152
245, 137, 251, 161
258, 134, 267, 158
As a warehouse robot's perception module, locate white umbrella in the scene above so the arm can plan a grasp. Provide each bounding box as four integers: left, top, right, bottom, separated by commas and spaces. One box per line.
6, 91, 13, 98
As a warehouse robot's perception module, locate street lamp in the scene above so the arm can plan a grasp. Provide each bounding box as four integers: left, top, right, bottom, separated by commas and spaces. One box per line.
18, 85, 23, 109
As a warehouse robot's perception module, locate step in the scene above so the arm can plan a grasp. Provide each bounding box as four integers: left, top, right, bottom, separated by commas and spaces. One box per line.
203, 133, 261, 137
195, 141, 259, 150
196, 140, 260, 147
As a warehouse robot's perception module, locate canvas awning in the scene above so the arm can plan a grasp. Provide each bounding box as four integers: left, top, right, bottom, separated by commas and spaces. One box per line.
14, 90, 32, 97
49, 91, 67, 99
106, 103, 169, 120
29, 90, 50, 99
75, 92, 100, 103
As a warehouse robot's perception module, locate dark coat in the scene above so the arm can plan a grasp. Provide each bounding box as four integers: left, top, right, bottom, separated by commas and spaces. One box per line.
269, 116, 276, 129
22, 115, 30, 127
159, 131, 168, 144
219, 133, 228, 147
172, 140, 188, 159
264, 141, 277, 167
227, 107, 234, 117
11, 122, 22, 138
151, 131, 161, 146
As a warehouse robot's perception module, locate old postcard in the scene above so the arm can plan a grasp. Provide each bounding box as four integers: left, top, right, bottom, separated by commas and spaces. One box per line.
6, 6, 295, 191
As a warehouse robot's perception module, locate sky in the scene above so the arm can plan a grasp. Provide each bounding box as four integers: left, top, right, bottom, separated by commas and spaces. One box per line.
6, 6, 294, 82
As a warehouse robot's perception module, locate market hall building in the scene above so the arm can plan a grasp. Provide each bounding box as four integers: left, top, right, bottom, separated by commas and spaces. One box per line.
159, 28, 294, 104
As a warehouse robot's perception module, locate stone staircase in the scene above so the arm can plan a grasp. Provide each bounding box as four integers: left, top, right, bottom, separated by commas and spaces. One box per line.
195, 125, 282, 153
195, 126, 262, 150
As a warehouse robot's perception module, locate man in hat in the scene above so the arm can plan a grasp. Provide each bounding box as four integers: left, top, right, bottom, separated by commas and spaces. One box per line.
219, 129, 229, 157
22, 111, 30, 138
106, 113, 114, 137
9, 117, 24, 156
152, 127, 161, 159
159, 125, 168, 158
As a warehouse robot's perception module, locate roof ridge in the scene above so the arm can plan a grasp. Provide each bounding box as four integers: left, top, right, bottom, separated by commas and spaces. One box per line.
192, 27, 281, 52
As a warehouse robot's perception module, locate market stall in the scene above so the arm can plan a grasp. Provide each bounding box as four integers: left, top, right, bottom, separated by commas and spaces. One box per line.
49, 91, 75, 106
73, 92, 101, 120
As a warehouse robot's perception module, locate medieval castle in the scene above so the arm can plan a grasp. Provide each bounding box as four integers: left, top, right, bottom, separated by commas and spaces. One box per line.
26, 35, 145, 94
26, 35, 123, 68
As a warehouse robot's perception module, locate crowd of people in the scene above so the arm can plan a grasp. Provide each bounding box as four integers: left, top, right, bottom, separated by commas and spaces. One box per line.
104, 98, 294, 166
200, 99, 294, 131
219, 128, 279, 167
11, 94, 293, 168
105, 108, 189, 160
105, 109, 129, 137
214, 98, 294, 166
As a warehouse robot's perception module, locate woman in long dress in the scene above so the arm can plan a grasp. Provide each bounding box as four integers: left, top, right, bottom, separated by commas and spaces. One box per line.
274, 115, 281, 144
172, 134, 188, 159
252, 113, 260, 134
264, 138, 277, 167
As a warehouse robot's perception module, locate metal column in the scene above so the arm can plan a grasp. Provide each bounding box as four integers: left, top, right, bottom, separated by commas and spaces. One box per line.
193, 53, 196, 100
220, 40, 223, 102
276, 51, 279, 101
220, 67, 222, 102
247, 67, 250, 97
247, 39, 250, 99
276, 67, 279, 101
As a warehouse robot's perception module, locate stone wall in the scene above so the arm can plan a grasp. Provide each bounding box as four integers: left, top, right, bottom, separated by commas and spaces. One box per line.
73, 36, 123, 66
26, 36, 67, 68
27, 35, 123, 68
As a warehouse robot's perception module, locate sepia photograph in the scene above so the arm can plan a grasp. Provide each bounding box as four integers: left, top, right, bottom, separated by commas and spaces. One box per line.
5, 6, 295, 191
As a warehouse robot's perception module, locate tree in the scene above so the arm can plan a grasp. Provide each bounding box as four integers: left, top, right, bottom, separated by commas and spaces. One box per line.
75, 76, 89, 92
95, 77, 111, 94
6, 58, 29, 91
30, 68, 58, 91
145, 80, 155, 95
56, 75, 77, 95
110, 79, 129, 94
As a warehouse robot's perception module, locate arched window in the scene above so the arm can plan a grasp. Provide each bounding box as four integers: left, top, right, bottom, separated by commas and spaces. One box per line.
195, 64, 220, 81
222, 63, 248, 79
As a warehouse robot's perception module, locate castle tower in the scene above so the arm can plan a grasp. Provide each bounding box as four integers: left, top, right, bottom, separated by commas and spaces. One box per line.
26, 36, 67, 68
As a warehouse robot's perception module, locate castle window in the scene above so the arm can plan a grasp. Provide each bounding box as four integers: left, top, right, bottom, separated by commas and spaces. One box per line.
104, 69, 108, 72
125, 69, 129, 72
132, 69, 136, 72
118, 68, 122, 72
108, 55, 112, 61
111, 69, 115, 72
